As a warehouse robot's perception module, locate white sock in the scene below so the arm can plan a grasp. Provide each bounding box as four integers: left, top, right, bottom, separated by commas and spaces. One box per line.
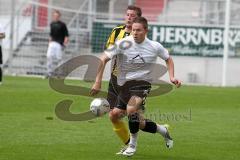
129, 133, 138, 147
157, 124, 167, 137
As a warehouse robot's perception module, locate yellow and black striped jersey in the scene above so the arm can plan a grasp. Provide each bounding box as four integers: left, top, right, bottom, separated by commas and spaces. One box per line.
105, 25, 131, 76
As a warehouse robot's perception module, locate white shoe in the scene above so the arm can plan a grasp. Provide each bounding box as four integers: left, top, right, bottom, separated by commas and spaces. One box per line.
166, 138, 173, 148
122, 144, 136, 157
116, 145, 128, 155
163, 124, 174, 149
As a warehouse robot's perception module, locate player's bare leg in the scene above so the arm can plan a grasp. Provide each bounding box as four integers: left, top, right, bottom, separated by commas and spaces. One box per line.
109, 108, 130, 154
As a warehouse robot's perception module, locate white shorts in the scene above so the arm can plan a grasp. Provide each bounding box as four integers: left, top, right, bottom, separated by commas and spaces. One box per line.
47, 41, 63, 60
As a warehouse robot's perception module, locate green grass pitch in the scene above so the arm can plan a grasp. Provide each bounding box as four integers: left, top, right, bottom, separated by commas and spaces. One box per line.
0, 76, 239, 160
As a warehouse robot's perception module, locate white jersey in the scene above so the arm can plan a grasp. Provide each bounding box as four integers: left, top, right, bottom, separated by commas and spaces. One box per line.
0, 24, 4, 45
105, 35, 170, 86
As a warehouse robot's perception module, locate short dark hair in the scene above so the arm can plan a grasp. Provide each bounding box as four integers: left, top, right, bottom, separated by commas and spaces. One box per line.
133, 17, 148, 29
127, 5, 142, 17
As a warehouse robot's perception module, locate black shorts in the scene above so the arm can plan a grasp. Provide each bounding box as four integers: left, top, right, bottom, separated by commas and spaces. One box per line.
107, 74, 120, 109
0, 46, 2, 64
116, 80, 151, 110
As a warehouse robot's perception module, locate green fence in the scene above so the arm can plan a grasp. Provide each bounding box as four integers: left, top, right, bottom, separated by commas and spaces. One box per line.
91, 21, 240, 57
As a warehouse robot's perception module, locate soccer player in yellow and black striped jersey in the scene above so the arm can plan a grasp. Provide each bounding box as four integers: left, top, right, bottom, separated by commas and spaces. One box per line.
105, 5, 142, 154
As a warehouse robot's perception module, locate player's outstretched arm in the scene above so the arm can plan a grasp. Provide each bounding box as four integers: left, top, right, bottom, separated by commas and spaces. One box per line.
165, 56, 181, 88
90, 54, 110, 96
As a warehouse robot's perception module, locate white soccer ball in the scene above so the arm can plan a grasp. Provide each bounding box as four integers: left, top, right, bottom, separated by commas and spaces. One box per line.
90, 98, 110, 116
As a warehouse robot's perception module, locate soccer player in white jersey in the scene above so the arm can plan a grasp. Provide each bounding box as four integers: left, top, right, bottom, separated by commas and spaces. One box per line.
90, 17, 181, 156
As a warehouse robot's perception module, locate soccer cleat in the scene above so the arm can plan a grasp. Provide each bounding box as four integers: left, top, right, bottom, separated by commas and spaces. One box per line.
163, 124, 174, 149
116, 145, 128, 155
122, 144, 136, 157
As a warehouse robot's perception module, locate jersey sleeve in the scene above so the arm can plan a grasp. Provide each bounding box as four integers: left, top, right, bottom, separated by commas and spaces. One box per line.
105, 28, 117, 49
156, 42, 170, 60
63, 23, 69, 37
104, 41, 121, 59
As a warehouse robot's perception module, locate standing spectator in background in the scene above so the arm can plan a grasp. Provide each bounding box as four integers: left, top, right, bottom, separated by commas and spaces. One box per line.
0, 23, 5, 85
46, 10, 69, 78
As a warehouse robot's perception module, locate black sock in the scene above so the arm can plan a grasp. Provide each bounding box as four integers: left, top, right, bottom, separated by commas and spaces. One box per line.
141, 119, 157, 133
128, 112, 140, 134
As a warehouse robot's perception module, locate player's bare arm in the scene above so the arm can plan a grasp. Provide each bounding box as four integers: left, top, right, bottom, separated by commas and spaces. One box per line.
165, 56, 181, 88
90, 53, 110, 96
